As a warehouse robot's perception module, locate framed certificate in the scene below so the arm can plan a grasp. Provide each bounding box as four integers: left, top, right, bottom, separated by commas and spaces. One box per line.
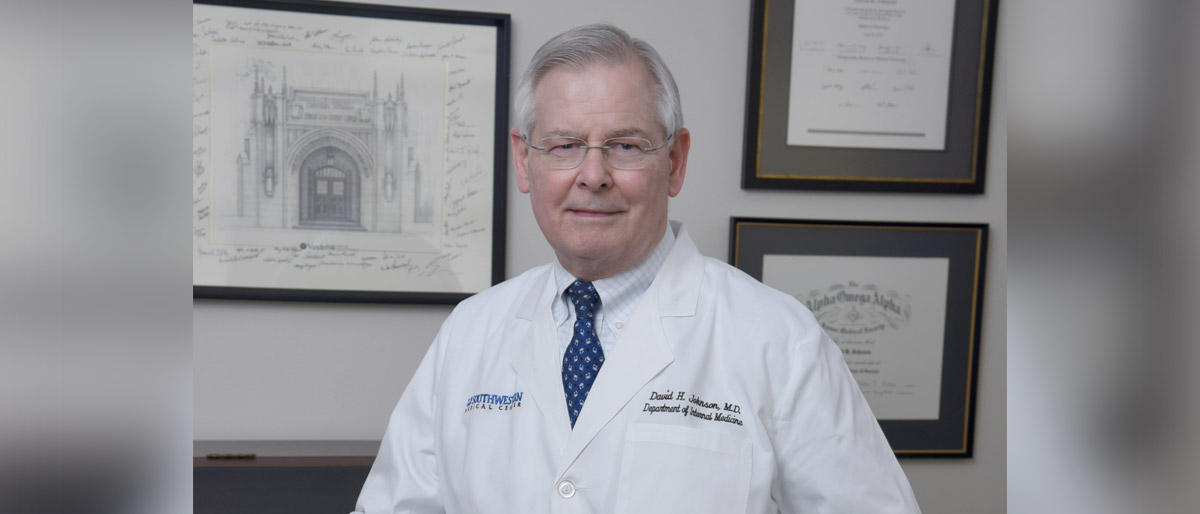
730, 218, 987, 456
742, 0, 999, 193
192, 0, 510, 303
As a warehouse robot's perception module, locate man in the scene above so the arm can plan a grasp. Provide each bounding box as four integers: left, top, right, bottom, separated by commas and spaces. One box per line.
354, 24, 920, 514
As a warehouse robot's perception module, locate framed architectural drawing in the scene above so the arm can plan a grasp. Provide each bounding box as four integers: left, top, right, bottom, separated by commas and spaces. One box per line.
730, 218, 987, 456
741, 0, 998, 193
192, 0, 510, 303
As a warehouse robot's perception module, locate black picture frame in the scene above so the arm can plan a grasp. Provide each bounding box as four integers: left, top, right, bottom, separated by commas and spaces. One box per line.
192, 0, 510, 304
730, 217, 987, 456
741, 0, 999, 193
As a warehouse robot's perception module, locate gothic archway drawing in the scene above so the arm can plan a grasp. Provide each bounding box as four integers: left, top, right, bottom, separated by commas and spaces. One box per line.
298, 146, 362, 229
218, 54, 442, 246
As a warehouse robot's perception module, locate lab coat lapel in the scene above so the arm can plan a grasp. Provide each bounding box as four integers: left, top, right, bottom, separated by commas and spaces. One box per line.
554, 222, 703, 479
510, 267, 571, 452
554, 293, 674, 478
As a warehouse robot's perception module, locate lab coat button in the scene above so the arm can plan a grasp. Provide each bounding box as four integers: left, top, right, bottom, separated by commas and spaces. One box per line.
557, 480, 576, 498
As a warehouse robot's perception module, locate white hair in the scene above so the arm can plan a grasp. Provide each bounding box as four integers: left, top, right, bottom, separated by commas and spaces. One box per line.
513, 24, 684, 139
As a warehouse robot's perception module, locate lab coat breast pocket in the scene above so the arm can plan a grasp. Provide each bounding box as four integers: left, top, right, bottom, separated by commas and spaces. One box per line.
613, 424, 752, 514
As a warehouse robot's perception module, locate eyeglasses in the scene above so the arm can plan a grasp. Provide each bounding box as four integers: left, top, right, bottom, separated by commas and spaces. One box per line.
524, 134, 673, 170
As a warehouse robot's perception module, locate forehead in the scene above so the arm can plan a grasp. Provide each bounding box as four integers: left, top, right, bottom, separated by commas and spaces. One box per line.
531, 62, 661, 138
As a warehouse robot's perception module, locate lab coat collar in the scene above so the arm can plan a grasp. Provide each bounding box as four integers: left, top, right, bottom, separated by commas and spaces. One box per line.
655, 220, 703, 319
512, 221, 700, 321
511, 267, 572, 453
512, 221, 704, 479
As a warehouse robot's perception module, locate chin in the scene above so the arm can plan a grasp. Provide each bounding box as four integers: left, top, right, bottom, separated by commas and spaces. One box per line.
564, 239, 618, 260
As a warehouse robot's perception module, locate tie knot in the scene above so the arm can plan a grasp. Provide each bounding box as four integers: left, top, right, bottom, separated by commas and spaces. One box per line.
567, 280, 599, 319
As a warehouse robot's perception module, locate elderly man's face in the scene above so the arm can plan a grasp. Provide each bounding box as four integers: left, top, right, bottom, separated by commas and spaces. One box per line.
512, 62, 689, 280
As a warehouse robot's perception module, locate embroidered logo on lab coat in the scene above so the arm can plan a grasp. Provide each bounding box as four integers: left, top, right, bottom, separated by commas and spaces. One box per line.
464, 391, 524, 413
642, 390, 745, 426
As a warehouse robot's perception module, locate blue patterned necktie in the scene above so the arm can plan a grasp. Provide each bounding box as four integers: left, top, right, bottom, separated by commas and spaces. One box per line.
563, 280, 604, 428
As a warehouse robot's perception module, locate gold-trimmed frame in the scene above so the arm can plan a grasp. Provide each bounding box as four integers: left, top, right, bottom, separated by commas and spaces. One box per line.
741, 0, 999, 193
730, 217, 988, 456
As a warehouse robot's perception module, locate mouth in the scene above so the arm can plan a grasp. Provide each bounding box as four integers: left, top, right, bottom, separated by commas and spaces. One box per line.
567, 208, 619, 219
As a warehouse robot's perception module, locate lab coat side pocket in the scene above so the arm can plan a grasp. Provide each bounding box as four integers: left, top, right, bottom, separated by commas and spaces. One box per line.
613, 424, 752, 514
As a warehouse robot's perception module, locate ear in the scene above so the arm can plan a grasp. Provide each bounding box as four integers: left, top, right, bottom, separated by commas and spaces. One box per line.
666, 128, 690, 197
511, 127, 532, 194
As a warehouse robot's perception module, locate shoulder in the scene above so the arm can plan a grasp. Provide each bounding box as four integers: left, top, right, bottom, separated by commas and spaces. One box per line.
427, 263, 552, 358
695, 256, 824, 340
446, 263, 552, 319
699, 256, 791, 299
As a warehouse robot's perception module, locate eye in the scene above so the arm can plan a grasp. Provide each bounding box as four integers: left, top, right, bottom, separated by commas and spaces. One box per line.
548, 143, 579, 158
606, 138, 649, 156
540, 138, 584, 158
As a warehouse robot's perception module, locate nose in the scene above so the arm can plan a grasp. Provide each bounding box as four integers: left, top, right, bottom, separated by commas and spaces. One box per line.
574, 146, 612, 191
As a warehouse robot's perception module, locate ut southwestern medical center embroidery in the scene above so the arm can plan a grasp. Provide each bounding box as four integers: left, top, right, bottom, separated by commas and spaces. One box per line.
464, 392, 524, 413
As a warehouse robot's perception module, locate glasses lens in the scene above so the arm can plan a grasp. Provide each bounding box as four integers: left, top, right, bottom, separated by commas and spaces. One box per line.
538, 138, 586, 169
604, 138, 654, 170
533, 136, 665, 170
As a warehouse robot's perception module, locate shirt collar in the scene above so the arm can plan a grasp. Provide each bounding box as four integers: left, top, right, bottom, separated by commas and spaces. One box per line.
552, 223, 676, 321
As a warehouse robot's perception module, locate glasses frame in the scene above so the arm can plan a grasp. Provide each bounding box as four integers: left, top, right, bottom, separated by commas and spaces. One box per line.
524, 134, 674, 170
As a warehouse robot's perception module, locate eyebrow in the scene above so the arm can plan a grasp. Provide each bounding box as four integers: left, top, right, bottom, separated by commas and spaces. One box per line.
604, 128, 651, 139
539, 129, 583, 139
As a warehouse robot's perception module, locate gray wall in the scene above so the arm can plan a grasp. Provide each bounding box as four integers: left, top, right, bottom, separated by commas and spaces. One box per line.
194, 1, 1006, 512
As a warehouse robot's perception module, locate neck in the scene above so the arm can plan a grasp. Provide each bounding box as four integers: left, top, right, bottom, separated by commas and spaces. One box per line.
558, 257, 635, 282
557, 222, 671, 281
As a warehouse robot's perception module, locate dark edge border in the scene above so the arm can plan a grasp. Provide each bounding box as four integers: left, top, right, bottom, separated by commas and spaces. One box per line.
740, 0, 769, 191
490, 11, 512, 294
193, 286, 469, 304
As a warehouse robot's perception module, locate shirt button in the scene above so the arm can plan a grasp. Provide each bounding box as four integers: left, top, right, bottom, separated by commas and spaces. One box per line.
615, 321, 624, 329
557, 480, 576, 498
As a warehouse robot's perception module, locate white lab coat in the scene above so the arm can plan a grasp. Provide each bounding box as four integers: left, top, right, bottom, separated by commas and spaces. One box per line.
355, 222, 920, 514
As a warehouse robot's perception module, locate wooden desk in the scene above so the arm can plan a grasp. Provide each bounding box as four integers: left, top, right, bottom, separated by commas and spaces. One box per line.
194, 456, 374, 514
